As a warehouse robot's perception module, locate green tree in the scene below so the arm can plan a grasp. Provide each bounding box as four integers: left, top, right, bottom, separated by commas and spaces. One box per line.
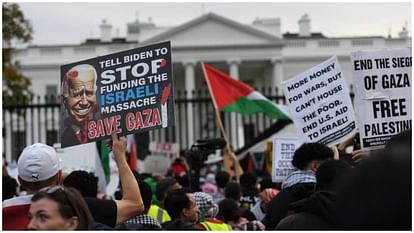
3, 3, 33, 104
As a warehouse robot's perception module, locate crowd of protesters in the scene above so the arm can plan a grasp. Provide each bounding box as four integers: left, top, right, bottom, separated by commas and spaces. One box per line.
2, 130, 411, 230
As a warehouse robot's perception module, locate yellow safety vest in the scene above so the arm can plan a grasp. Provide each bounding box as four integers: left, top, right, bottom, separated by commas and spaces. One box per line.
200, 220, 232, 231
148, 204, 171, 223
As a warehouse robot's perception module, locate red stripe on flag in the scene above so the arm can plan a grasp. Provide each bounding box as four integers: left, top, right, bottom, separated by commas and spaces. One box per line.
203, 63, 254, 110
129, 140, 137, 171
247, 153, 255, 172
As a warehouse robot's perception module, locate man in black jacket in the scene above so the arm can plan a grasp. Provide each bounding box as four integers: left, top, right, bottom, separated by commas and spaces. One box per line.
264, 143, 334, 230
275, 160, 351, 230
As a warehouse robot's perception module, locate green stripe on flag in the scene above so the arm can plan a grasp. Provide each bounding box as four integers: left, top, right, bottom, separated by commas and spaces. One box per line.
100, 140, 110, 184
222, 97, 289, 120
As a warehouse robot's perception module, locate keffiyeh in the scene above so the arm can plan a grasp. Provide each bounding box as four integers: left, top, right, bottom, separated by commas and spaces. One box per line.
281, 170, 316, 189
125, 214, 161, 228
194, 192, 219, 220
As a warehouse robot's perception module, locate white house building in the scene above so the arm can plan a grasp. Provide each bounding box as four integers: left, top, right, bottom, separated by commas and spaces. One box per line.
5, 12, 411, 161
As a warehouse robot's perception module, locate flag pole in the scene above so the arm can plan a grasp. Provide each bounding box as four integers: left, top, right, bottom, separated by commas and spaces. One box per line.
201, 62, 230, 148
202, 62, 243, 182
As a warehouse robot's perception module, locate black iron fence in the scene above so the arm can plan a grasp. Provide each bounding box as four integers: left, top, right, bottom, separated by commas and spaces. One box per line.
3, 86, 355, 162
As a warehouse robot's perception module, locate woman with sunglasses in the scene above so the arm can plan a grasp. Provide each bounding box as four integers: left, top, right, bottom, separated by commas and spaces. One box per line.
27, 186, 93, 230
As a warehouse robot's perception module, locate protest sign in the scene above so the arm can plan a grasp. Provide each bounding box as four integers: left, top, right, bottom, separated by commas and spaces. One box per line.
149, 141, 180, 158
143, 141, 180, 175
272, 137, 303, 182
351, 48, 412, 150
55, 143, 96, 174
265, 141, 273, 175
60, 41, 174, 148
282, 56, 356, 145
55, 143, 109, 194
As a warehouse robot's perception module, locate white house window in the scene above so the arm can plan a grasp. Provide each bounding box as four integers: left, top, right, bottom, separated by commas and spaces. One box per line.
46, 85, 58, 103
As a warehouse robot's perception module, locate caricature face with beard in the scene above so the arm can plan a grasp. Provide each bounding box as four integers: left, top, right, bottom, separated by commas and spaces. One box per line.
63, 64, 97, 126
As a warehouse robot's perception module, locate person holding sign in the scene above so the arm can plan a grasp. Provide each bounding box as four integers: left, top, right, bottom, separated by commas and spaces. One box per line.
84, 132, 144, 228
264, 143, 334, 230
337, 132, 370, 165
61, 64, 98, 147
223, 147, 244, 182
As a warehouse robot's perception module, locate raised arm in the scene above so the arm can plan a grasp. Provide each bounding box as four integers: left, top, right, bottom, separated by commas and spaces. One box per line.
223, 147, 243, 182
111, 132, 144, 224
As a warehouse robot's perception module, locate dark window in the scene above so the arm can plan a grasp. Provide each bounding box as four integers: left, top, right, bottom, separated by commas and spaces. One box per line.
243, 123, 255, 145
46, 85, 58, 103
12, 131, 26, 161
46, 130, 58, 146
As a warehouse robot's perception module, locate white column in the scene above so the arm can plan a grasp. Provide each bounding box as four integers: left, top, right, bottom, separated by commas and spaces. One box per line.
271, 57, 284, 93
227, 59, 244, 148
183, 61, 196, 147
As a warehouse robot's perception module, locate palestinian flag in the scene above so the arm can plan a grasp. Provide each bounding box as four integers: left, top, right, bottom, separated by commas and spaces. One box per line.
202, 63, 290, 120
97, 140, 111, 184
127, 134, 138, 171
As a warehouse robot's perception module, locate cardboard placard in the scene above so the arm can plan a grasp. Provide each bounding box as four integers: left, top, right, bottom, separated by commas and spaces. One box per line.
282, 56, 356, 146
60, 41, 174, 148
351, 48, 412, 150
272, 137, 303, 182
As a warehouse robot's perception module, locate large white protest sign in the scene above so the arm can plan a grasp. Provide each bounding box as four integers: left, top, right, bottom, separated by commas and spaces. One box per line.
272, 137, 303, 182
282, 56, 356, 145
351, 48, 412, 150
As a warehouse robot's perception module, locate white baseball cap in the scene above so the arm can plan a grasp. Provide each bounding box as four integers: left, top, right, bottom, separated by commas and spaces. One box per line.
17, 143, 60, 182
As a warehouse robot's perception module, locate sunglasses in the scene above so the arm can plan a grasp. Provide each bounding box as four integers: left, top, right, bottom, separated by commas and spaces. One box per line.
41, 186, 78, 217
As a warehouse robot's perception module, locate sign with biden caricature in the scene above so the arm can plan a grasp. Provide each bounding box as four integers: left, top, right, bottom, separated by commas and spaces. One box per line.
60, 41, 174, 148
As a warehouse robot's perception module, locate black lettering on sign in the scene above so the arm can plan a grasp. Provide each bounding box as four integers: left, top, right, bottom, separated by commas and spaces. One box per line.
372, 98, 407, 118
392, 56, 412, 68
374, 58, 390, 69
364, 120, 411, 136
287, 78, 308, 91
363, 75, 378, 90
354, 59, 373, 70
382, 73, 410, 89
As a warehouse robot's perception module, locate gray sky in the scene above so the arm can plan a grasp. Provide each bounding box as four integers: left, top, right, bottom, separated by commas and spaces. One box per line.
18, 2, 412, 46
